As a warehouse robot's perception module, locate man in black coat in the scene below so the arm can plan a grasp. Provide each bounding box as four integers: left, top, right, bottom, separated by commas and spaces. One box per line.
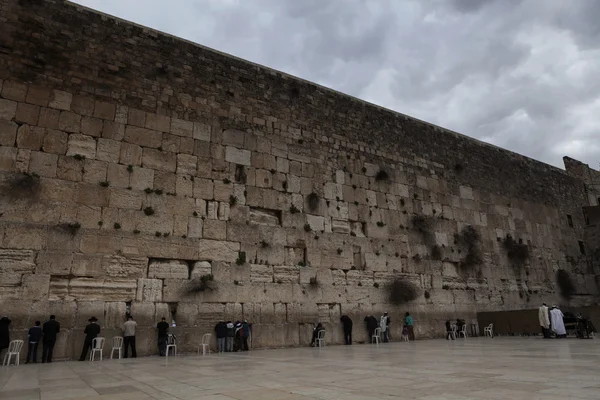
42, 315, 60, 363
156, 317, 169, 356
0, 316, 11, 360
79, 317, 100, 361
364, 315, 378, 343
340, 315, 353, 345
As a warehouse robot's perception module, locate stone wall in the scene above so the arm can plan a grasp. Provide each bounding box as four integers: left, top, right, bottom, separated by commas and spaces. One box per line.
0, 0, 598, 359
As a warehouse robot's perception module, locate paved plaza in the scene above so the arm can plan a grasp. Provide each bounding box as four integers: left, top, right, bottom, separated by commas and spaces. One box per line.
1, 337, 599, 400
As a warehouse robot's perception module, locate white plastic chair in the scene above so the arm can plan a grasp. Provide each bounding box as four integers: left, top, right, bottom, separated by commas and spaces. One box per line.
110, 336, 123, 359
372, 328, 381, 344
90, 337, 105, 362
166, 334, 177, 357
198, 333, 212, 355
457, 325, 467, 338
2, 340, 24, 366
484, 323, 494, 337
316, 330, 325, 348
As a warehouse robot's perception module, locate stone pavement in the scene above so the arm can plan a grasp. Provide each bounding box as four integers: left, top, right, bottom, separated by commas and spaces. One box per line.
1, 337, 599, 400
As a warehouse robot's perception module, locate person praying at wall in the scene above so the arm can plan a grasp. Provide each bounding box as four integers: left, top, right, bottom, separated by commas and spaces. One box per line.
0, 316, 11, 360
340, 315, 353, 345
25, 321, 42, 364
226, 321, 235, 352
234, 321, 243, 351
215, 320, 227, 353
550, 305, 567, 338
404, 312, 415, 341
380, 312, 391, 342
310, 322, 325, 347
445, 320, 455, 340
538, 303, 551, 339
242, 320, 250, 351
79, 317, 100, 361
156, 317, 169, 356
123, 315, 137, 358
42, 315, 60, 363
364, 315, 378, 343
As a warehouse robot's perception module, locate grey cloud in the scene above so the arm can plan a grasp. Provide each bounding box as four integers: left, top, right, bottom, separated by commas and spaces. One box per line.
73, 0, 600, 169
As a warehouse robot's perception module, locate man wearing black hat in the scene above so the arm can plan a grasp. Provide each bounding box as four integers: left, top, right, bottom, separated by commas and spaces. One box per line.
79, 317, 100, 361
42, 315, 60, 363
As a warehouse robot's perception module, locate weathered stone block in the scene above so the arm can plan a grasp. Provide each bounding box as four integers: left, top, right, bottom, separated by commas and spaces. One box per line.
145, 113, 171, 132
82, 159, 107, 183
191, 261, 212, 278
273, 265, 300, 284
0, 98, 18, 120
0, 146, 17, 171
15, 103, 40, 125
16, 125, 44, 150
136, 278, 163, 302
171, 118, 193, 137
148, 260, 189, 279
142, 148, 176, 172
42, 129, 68, 154
66, 134, 96, 159
80, 116, 103, 137
25, 86, 51, 107
250, 264, 273, 283
56, 155, 83, 181
58, 111, 81, 133
48, 90, 72, 110
225, 146, 251, 165
124, 126, 162, 148
93, 101, 116, 120
176, 153, 197, 175
96, 138, 120, 163
203, 219, 227, 240
103, 255, 147, 278
193, 122, 211, 141
0, 120, 18, 146
0, 249, 36, 285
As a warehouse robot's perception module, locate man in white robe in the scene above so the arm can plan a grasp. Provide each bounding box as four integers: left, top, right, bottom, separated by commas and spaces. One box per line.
550, 305, 566, 338
538, 303, 550, 338
380, 312, 390, 342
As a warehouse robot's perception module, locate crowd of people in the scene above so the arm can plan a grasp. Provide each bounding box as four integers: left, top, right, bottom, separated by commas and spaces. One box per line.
213, 320, 251, 352
309, 312, 416, 346
538, 303, 596, 339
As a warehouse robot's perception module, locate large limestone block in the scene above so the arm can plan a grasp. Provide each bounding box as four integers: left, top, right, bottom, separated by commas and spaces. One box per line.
145, 113, 171, 132
170, 118, 193, 137
0, 98, 18, 120
176, 153, 197, 175
104, 301, 127, 328
148, 260, 189, 279
225, 146, 251, 166
250, 264, 273, 283
22, 273, 50, 299
103, 255, 148, 278
16, 125, 44, 150
124, 126, 162, 148
198, 239, 240, 262
35, 251, 72, 275
306, 214, 325, 232
142, 148, 176, 172
70, 254, 103, 277
331, 219, 351, 234
136, 278, 163, 302
66, 134, 96, 159
191, 261, 212, 279
365, 252, 388, 271
0, 249, 36, 285
49, 278, 137, 301
58, 112, 81, 133
203, 219, 227, 240
162, 279, 187, 302
273, 266, 300, 284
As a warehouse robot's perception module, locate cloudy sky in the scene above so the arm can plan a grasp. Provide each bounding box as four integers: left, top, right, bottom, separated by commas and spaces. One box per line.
73, 0, 600, 169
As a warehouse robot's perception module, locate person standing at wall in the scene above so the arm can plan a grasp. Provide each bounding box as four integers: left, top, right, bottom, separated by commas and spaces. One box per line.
445, 320, 455, 340
215, 321, 227, 353
226, 321, 235, 352
364, 315, 378, 343
538, 303, 550, 338
123, 315, 137, 358
156, 317, 169, 356
404, 312, 415, 341
234, 321, 243, 351
340, 315, 353, 345
550, 305, 567, 338
25, 321, 42, 364
380, 312, 391, 342
0, 316, 11, 360
79, 317, 100, 361
242, 320, 250, 351
42, 315, 60, 363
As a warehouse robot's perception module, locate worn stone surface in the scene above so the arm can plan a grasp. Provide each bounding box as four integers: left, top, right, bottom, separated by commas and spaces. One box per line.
0, 0, 598, 359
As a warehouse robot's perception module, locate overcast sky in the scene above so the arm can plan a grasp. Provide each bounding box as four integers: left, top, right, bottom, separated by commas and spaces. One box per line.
73, 0, 600, 169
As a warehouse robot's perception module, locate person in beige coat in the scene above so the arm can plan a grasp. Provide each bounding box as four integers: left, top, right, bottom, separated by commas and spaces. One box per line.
538, 303, 550, 338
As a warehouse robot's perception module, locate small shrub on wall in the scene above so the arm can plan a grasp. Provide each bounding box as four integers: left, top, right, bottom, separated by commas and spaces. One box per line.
502, 235, 529, 266
387, 278, 419, 305
556, 269, 575, 300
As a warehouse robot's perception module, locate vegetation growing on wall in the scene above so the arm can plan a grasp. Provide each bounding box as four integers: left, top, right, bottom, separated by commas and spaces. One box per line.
556, 269, 575, 300
307, 192, 319, 211
388, 278, 419, 305
455, 225, 483, 268
502, 235, 529, 266
375, 169, 389, 182
2, 172, 40, 200
186, 274, 214, 293
57, 222, 81, 236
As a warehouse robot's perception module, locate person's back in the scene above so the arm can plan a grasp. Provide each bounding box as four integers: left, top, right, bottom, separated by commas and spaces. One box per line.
0, 317, 11, 349
215, 321, 227, 338
124, 319, 137, 337
157, 320, 169, 337
85, 322, 100, 339
43, 319, 60, 341
28, 323, 42, 343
